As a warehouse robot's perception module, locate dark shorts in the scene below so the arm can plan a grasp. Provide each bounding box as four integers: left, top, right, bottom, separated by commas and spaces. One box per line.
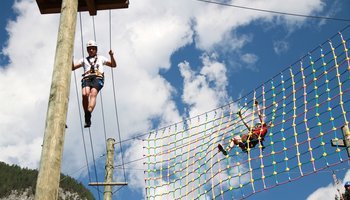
243, 133, 259, 148
81, 76, 104, 91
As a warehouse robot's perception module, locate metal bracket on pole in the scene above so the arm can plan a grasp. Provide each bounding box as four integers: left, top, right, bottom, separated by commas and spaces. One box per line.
88, 182, 128, 186
331, 139, 346, 147
330, 125, 350, 157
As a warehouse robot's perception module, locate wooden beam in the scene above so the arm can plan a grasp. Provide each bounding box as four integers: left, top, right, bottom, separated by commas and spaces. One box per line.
89, 182, 128, 186
331, 139, 345, 147
36, 0, 129, 15
84, 0, 96, 16
36, 0, 62, 14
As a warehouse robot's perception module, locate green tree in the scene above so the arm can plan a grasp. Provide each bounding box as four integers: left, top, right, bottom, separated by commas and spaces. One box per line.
0, 161, 94, 200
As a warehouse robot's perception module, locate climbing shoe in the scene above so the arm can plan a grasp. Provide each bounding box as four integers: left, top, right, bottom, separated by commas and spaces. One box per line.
84, 112, 91, 128
218, 144, 228, 156
239, 142, 248, 153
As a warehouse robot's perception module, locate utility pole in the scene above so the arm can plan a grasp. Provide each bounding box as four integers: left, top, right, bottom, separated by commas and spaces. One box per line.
329, 125, 350, 200
342, 125, 350, 157
105, 138, 115, 200
34, 0, 129, 199
89, 138, 128, 200
35, 0, 78, 199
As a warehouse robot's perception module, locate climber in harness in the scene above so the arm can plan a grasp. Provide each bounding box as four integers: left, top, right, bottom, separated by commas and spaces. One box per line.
72, 40, 117, 128
218, 100, 271, 155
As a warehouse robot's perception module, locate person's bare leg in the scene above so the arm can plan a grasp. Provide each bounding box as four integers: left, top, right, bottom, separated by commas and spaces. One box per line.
218, 136, 239, 156
82, 88, 99, 127
239, 134, 248, 152
226, 139, 235, 152
224, 136, 241, 152
88, 88, 98, 113
82, 87, 90, 113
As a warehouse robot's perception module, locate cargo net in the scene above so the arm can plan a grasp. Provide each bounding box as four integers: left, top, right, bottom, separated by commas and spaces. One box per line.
144, 28, 350, 199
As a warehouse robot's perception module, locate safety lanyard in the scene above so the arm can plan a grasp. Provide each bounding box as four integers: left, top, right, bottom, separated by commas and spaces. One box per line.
86, 56, 98, 71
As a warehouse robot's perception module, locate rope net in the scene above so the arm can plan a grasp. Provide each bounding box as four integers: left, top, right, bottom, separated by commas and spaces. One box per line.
144, 27, 350, 199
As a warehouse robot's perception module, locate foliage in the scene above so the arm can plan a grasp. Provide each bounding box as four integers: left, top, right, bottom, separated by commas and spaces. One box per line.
0, 161, 94, 200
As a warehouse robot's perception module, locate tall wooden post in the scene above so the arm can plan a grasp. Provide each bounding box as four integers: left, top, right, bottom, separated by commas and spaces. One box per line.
35, 0, 78, 199
105, 138, 115, 200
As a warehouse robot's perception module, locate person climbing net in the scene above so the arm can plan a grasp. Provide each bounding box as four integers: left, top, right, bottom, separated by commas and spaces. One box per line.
218, 100, 271, 155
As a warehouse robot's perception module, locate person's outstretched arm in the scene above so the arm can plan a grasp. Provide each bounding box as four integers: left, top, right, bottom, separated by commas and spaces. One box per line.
255, 100, 264, 123
106, 50, 117, 68
72, 61, 82, 71
237, 110, 250, 130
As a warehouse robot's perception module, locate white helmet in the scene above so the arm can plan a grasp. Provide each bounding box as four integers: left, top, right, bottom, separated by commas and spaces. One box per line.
86, 40, 98, 48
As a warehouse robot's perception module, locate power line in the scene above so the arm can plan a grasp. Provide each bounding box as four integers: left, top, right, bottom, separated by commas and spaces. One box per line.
195, 0, 350, 22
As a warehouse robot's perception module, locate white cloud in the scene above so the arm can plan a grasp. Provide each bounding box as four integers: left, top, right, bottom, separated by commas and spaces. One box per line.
193, 0, 325, 51
273, 40, 289, 55
179, 54, 229, 117
0, 0, 58, 168
200, 53, 227, 89
307, 170, 350, 200
241, 53, 258, 65
218, 32, 254, 54
123, 139, 145, 192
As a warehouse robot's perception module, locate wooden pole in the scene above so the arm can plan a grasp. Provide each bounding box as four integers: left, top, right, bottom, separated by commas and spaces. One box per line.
35, 0, 78, 199
104, 138, 115, 200
89, 138, 127, 198
89, 182, 128, 186
342, 125, 350, 157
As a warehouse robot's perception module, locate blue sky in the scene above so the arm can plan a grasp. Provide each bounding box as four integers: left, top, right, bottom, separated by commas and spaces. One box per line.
0, 0, 350, 199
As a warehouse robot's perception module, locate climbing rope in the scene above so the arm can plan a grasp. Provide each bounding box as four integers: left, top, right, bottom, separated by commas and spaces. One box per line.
107, 9, 128, 193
